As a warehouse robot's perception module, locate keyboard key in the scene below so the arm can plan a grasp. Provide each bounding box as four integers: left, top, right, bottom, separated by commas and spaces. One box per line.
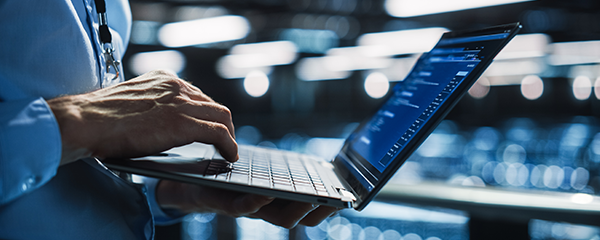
313, 182, 325, 188
273, 179, 291, 185
215, 173, 228, 181
270, 166, 289, 172
292, 176, 311, 182
229, 173, 249, 184
292, 180, 312, 186
251, 174, 270, 180
231, 169, 249, 175
272, 174, 291, 180
274, 174, 290, 179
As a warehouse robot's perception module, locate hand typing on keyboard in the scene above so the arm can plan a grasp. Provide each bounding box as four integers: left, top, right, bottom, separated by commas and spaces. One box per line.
156, 179, 340, 229
49, 70, 239, 165
55, 70, 338, 228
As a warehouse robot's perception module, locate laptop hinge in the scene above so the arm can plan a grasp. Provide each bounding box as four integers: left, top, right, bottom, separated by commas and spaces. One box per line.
317, 161, 358, 206
336, 188, 357, 202
331, 153, 365, 202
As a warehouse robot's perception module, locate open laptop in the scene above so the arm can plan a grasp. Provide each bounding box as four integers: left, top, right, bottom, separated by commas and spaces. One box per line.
103, 23, 521, 211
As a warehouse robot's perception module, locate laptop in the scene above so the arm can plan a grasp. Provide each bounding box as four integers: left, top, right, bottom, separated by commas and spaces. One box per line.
103, 23, 521, 211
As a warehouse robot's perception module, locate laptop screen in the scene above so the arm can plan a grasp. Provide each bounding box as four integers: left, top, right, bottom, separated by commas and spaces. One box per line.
333, 23, 521, 210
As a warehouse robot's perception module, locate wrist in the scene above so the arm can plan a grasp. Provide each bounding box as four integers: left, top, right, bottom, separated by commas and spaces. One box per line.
47, 95, 92, 165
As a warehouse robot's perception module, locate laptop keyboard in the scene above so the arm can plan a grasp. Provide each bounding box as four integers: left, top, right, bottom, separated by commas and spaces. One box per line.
211, 146, 330, 196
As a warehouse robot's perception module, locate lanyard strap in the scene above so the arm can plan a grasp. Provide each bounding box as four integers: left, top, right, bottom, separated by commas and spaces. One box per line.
94, 0, 112, 44
94, 0, 120, 80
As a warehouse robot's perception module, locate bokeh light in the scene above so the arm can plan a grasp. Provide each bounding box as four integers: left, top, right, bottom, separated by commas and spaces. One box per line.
468, 77, 491, 99
243, 71, 270, 97
520, 75, 544, 100
364, 72, 390, 99
573, 76, 592, 100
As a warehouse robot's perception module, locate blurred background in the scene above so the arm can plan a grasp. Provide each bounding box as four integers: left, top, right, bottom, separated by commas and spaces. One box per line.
123, 0, 600, 239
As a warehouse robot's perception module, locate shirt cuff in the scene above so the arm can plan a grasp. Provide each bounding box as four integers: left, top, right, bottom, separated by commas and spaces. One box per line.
0, 97, 61, 205
142, 177, 186, 225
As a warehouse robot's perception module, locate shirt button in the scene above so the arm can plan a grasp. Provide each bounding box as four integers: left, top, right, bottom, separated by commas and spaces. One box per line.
21, 176, 38, 192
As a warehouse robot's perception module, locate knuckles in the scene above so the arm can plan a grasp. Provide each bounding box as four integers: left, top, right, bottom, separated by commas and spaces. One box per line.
148, 69, 179, 78
213, 104, 233, 122
213, 122, 233, 138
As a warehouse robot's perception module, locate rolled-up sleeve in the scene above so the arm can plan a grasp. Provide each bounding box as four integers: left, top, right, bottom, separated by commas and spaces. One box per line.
0, 97, 61, 205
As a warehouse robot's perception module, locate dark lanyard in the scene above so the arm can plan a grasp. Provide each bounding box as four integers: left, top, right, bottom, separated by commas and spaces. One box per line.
94, 0, 120, 80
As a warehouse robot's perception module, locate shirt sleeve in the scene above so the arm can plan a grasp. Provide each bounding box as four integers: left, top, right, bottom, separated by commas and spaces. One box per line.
142, 177, 186, 226
0, 97, 62, 205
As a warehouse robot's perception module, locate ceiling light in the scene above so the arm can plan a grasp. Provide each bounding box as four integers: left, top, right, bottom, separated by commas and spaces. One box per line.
158, 15, 250, 47
227, 41, 298, 68
357, 27, 448, 55
324, 46, 393, 71
385, 0, 534, 18
549, 41, 600, 66
129, 50, 186, 76
216, 57, 272, 79
296, 57, 351, 81
494, 34, 550, 60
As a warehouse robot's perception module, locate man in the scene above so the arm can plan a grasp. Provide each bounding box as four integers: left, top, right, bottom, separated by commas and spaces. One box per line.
0, 0, 336, 239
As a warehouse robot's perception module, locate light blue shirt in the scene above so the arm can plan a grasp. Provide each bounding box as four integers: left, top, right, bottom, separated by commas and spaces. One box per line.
0, 0, 177, 239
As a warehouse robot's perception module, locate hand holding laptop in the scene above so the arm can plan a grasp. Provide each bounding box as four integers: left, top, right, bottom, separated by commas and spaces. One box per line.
156, 179, 339, 228
122, 156, 339, 227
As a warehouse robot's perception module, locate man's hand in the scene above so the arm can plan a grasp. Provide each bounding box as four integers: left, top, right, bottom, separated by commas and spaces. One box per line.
49, 70, 337, 228
48, 70, 238, 165
156, 180, 340, 229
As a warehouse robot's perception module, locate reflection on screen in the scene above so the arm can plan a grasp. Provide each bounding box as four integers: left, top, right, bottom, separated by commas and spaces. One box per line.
344, 33, 511, 191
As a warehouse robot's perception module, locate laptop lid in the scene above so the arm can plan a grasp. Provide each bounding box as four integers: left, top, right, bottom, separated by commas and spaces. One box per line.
333, 23, 522, 211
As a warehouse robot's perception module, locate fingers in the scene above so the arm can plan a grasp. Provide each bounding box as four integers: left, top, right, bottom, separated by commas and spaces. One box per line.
137, 70, 238, 159
181, 185, 274, 217
159, 181, 336, 229
179, 80, 215, 103
185, 116, 239, 162
298, 206, 340, 227
249, 200, 320, 229
178, 101, 236, 139
232, 194, 275, 216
